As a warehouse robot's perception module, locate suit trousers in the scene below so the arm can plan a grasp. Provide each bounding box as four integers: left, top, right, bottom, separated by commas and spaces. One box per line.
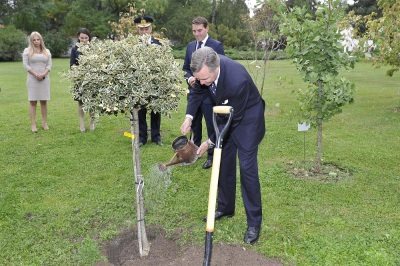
217, 136, 262, 227
138, 107, 161, 143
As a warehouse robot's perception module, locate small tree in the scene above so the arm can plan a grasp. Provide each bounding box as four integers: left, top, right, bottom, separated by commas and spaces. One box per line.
66, 34, 183, 256
282, 1, 355, 172
245, 0, 287, 96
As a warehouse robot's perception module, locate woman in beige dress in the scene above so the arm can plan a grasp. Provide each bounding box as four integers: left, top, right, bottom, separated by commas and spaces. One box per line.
22, 31, 52, 132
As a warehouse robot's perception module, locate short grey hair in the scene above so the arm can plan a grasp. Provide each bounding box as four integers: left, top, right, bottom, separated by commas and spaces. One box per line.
190, 47, 220, 74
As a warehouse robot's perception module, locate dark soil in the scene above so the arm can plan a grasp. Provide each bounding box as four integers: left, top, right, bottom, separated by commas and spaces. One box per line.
97, 226, 282, 266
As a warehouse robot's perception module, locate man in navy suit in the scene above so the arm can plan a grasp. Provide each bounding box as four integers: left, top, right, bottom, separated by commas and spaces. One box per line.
134, 15, 162, 146
183, 16, 225, 169
181, 47, 265, 244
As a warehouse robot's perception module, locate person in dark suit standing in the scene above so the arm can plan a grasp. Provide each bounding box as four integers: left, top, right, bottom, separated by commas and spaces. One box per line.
180, 47, 265, 244
134, 15, 162, 146
183, 16, 225, 169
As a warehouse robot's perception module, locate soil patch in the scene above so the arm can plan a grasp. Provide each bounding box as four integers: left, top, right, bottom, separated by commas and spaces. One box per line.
287, 160, 352, 182
97, 226, 282, 266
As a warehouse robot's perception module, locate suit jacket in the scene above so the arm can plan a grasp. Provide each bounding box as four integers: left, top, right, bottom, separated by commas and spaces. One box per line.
187, 55, 265, 150
183, 37, 225, 105
183, 37, 224, 80
150, 36, 161, 46
70, 45, 80, 67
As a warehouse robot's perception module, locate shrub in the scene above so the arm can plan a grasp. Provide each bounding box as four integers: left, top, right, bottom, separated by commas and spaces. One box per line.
0, 25, 26, 61
65, 35, 184, 116
44, 31, 71, 58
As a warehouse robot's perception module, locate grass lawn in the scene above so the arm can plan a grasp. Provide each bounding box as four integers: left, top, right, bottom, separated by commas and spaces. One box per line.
0, 58, 399, 265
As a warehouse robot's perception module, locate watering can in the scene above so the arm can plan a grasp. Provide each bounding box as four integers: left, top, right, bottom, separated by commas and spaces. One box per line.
158, 135, 199, 171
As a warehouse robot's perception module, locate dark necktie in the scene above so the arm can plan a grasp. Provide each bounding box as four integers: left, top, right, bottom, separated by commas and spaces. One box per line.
209, 82, 216, 95
197, 41, 203, 50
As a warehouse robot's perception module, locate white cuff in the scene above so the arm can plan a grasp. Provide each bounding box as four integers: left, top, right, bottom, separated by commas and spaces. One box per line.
188, 76, 195, 84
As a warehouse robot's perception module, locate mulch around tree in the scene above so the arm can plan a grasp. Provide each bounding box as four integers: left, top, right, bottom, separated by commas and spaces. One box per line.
287, 161, 352, 182
96, 226, 283, 266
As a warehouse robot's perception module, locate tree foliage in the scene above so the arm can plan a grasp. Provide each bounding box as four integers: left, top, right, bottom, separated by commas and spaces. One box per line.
360, 0, 400, 76
346, 0, 380, 16
282, 1, 355, 171
66, 35, 184, 116
1, 0, 255, 60
244, 0, 287, 95
0, 24, 26, 61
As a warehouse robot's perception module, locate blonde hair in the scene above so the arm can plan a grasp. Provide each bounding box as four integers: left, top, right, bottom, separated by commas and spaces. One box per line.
27, 31, 49, 57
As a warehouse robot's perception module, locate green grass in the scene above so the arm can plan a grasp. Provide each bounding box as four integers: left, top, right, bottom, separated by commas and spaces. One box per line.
1, 59, 399, 265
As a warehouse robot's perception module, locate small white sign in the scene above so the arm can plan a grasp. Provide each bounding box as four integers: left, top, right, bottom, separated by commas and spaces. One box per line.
298, 122, 310, 132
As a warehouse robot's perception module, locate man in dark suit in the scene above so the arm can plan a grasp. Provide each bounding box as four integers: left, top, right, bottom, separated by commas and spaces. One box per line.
134, 15, 162, 146
180, 47, 265, 244
183, 16, 225, 169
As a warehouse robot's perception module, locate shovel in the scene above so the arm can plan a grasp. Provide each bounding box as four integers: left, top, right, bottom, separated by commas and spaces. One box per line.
203, 105, 234, 266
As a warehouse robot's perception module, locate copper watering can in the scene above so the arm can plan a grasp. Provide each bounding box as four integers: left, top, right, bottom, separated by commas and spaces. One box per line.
158, 135, 199, 171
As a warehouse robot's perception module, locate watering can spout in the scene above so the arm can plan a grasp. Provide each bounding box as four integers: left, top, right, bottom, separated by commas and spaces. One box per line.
158, 135, 199, 171
158, 153, 185, 171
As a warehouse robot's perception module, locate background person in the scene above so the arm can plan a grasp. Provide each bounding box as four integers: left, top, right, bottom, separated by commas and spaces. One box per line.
70, 28, 95, 132
182, 16, 225, 169
22, 31, 52, 133
180, 47, 265, 244
134, 14, 162, 146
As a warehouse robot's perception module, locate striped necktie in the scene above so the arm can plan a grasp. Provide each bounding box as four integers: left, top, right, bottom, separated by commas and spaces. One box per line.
197, 41, 203, 50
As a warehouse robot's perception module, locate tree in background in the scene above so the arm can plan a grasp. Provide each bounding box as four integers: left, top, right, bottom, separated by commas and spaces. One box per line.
63, 0, 118, 38
363, 0, 400, 76
245, 0, 286, 96
345, 0, 399, 110
157, 0, 212, 47
1, 0, 259, 59
213, 0, 251, 48
346, 0, 380, 16
0, 24, 26, 61
282, 0, 355, 172
286, 0, 318, 14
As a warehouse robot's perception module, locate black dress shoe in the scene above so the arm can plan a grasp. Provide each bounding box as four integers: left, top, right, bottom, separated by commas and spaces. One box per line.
202, 159, 212, 169
203, 211, 234, 222
243, 226, 260, 244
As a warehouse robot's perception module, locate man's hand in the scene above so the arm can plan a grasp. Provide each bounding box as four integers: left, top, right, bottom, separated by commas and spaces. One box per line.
180, 117, 192, 135
197, 140, 209, 156
188, 76, 196, 87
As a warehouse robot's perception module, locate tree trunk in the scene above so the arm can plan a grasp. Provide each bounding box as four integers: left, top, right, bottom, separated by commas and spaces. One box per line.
260, 49, 269, 97
130, 109, 150, 256
315, 80, 323, 173
211, 0, 217, 24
